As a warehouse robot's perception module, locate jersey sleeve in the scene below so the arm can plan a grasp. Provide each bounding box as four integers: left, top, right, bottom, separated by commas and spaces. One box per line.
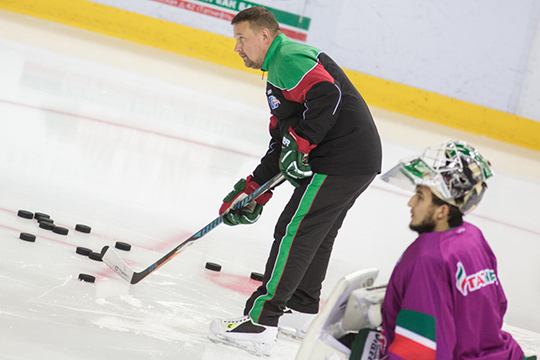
280, 58, 342, 145
382, 248, 456, 359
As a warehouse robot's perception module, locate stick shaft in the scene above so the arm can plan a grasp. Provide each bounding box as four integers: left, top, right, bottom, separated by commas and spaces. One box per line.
103, 173, 285, 284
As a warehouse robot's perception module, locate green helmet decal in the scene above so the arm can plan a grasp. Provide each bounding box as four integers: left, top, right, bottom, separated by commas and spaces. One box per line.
381, 140, 494, 214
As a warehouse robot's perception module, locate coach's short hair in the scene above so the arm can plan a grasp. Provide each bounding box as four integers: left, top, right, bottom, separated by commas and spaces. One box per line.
231, 6, 281, 34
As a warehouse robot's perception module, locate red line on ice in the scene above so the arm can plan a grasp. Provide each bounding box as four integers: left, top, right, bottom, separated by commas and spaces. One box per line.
0, 99, 258, 159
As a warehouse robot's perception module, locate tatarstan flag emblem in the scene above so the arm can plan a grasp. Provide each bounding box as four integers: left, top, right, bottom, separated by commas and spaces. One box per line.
455, 261, 497, 296
388, 309, 436, 360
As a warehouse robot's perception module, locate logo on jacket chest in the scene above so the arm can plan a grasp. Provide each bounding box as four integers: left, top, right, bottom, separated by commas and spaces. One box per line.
268, 95, 281, 110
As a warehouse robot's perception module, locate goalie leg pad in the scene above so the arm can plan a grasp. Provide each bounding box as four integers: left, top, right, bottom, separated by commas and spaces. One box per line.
278, 308, 317, 340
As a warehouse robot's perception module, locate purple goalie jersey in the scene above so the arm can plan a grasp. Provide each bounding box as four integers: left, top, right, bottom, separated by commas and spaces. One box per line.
381, 222, 524, 360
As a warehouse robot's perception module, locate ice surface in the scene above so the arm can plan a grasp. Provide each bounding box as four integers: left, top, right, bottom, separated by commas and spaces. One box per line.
0, 10, 539, 359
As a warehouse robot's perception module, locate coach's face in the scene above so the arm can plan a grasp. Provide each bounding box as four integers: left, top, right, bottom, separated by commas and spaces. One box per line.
233, 21, 271, 70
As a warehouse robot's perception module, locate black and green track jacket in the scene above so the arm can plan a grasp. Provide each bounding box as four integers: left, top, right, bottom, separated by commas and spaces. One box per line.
251, 33, 382, 185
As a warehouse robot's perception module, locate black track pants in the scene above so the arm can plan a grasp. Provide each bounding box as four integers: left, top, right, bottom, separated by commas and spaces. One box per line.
244, 172, 377, 326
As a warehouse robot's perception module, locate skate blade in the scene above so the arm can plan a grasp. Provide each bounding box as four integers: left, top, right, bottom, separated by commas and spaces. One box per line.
208, 333, 272, 357
278, 327, 305, 341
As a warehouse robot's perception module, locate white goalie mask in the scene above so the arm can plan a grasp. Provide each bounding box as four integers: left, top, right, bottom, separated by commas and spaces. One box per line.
381, 140, 494, 214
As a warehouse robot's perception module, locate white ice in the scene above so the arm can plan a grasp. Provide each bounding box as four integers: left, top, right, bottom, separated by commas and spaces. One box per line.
0, 10, 539, 359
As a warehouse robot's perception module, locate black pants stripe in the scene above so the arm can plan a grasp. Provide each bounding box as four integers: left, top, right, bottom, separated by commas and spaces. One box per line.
244, 172, 377, 326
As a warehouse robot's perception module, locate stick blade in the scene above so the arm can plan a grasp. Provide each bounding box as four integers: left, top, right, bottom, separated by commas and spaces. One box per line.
101, 245, 135, 283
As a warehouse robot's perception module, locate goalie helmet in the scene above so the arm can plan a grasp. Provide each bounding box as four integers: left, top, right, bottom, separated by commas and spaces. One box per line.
381, 140, 494, 214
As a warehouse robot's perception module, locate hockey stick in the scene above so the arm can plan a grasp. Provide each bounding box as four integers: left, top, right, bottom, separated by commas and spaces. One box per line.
101, 173, 285, 284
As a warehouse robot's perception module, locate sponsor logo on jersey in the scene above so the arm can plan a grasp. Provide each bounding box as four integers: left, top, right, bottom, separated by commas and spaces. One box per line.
455, 262, 497, 296
268, 95, 281, 110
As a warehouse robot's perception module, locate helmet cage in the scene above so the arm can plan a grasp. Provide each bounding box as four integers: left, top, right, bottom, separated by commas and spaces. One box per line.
381, 140, 493, 214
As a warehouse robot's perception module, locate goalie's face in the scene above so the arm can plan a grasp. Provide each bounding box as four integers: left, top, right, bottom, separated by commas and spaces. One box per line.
233, 21, 271, 70
408, 186, 449, 234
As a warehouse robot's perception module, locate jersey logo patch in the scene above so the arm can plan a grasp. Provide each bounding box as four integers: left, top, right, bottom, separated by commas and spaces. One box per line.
455, 262, 498, 296
268, 95, 281, 110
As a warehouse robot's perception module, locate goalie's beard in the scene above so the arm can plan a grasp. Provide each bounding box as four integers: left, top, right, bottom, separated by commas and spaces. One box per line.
409, 209, 437, 234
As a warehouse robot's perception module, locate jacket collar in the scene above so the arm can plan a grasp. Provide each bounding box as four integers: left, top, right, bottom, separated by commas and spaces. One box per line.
262, 33, 288, 72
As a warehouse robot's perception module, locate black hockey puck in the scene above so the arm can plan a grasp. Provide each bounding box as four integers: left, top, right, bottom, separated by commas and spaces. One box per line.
34, 212, 50, 219
75, 224, 91, 233
38, 217, 54, 224
76, 247, 92, 256
88, 252, 103, 261
19, 233, 36, 242
205, 262, 222, 272
17, 210, 34, 219
78, 273, 96, 283
52, 226, 69, 235
115, 242, 131, 251
39, 221, 55, 230
250, 272, 264, 282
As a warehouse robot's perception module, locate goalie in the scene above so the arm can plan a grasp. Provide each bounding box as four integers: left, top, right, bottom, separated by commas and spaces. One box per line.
298, 140, 535, 360
378, 140, 529, 359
